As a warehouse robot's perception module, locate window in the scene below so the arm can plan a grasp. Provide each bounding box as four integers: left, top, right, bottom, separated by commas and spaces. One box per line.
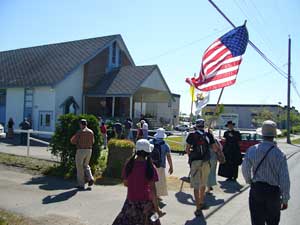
39, 111, 52, 129
24, 88, 33, 121
112, 42, 117, 64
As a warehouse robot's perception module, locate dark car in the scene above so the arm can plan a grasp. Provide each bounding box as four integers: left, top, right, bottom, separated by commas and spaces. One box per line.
220, 131, 262, 154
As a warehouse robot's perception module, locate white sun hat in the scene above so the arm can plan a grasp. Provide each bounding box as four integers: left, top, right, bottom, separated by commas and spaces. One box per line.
154, 128, 167, 139
135, 139, 154, 153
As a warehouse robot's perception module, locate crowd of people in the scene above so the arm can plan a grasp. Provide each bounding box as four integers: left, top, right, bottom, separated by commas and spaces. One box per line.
69, 117, 290, 225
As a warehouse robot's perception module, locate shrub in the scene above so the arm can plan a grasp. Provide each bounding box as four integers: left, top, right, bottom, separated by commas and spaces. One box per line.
104, 139, 135, 178
49, 114, 102, 176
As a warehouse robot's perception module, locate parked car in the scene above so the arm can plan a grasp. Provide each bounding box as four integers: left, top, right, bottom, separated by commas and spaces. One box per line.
219, 131, 262, 154
0, 124, 6, 138
175, 124, 190, 132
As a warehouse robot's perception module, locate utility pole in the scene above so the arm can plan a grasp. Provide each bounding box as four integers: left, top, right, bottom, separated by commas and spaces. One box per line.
287, 36, 291, 144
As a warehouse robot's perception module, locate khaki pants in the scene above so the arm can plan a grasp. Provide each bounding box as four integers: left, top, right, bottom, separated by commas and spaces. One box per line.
75, 149, 94, 186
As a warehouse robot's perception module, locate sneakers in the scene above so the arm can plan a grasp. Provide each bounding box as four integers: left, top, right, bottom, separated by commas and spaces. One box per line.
88, 179, 94, 186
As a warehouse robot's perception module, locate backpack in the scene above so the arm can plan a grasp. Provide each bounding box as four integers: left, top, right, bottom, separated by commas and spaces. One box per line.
150, 140, 164, 168
189, 131, 210, 162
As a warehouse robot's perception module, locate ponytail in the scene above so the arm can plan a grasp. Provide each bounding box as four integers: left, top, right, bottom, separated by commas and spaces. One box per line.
145, 155, 155, 180
125, 153, 136, 178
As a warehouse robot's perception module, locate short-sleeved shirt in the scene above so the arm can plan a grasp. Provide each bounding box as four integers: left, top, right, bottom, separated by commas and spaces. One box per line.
122, 160, 159, 201
186, 130, 215, 149
72, 127, 94, 149
150, 138, 170, 168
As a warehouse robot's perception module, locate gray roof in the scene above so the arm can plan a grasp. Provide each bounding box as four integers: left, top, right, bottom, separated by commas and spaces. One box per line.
0, 35, 120, 87
86, 65, 157, 96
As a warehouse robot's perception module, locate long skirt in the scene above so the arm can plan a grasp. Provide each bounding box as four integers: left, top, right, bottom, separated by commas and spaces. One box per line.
155, 167, 168, 197
112, 199, 161, 225
207, 159, 217, 187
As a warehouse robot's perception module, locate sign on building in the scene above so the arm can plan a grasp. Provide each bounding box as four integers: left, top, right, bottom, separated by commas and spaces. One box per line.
218, 113, 239, 128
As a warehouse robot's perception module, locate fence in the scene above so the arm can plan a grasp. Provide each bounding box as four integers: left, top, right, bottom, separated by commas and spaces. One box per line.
14, 129, 54, 157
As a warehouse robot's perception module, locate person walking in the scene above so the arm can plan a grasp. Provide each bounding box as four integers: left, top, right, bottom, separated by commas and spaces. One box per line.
113, 120, 123, 139
151, 128, 173, 200
100, 121, 107, 149
185, 119, 219, 216
141, 120, 149, 139
242, 120, 290, 225
124, 118, 133, 140
19, 118, 31, 145
218, 120, 242, 181
7, 118, 14, 139
136, 122, 143, 142
206, 130, 223, 194
70, 119, 95, 190
112, 139, 165, 225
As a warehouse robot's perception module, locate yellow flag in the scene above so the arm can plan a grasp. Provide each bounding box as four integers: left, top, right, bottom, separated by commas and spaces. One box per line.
189, 85, 195, 102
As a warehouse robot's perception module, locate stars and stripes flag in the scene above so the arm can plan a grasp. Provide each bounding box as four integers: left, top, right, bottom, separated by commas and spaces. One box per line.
186, 24, 249, 91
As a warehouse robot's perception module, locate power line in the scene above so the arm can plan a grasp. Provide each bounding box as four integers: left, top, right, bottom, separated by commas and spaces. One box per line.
208, 0, 288, 80
137, 27, 229, 64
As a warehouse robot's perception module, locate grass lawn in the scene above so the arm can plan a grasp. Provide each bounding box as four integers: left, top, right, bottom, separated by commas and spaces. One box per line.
0, 152, 58, 175
165, 136, 185, 152
0, 209, 35, 225
292, 138, 300, 144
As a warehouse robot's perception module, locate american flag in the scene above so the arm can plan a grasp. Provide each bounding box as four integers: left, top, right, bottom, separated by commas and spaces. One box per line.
186, 25, 249, 91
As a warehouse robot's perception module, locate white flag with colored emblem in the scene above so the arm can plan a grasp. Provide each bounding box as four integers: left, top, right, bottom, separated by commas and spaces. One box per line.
195, 91, 210, 115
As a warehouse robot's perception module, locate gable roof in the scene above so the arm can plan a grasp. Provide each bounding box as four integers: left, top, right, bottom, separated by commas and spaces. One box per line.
0, 35, 131, 88
86, 65, 160, 96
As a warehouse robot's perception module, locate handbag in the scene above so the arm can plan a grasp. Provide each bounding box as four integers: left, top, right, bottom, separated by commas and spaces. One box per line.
216, 150, 226, 164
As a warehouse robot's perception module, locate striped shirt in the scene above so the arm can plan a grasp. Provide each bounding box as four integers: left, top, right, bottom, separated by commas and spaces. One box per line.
242, 141, 290, 203
71, 127, 94, 149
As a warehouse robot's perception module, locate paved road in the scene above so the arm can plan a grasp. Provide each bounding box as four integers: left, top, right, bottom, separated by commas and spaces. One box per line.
205, 144, 300, 225
0, 138, 299, 225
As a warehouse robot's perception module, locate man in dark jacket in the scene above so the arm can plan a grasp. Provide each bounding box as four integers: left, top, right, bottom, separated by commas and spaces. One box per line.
19, 118, 31, 145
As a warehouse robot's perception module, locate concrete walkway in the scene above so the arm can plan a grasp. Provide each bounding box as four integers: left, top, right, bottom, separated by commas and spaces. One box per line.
0, 137, 299, 224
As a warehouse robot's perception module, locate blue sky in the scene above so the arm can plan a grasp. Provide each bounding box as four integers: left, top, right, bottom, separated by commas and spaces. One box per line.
1, 0, 299, 113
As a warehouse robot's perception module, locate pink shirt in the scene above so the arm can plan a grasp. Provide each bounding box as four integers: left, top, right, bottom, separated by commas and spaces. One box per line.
122, 160, 158, 201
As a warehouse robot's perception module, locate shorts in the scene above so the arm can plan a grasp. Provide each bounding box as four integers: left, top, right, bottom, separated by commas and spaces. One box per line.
190, 160, 210, 189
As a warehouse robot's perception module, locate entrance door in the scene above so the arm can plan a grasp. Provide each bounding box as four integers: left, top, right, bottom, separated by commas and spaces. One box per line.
38, 111, 53, 132
0, 90, 6, 127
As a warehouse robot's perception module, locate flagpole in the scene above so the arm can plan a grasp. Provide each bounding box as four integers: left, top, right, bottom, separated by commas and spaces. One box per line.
209, 87, 224, 129
189, 73, 196, 126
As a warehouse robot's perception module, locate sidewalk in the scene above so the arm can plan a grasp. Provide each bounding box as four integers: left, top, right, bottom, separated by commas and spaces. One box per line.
0, 138, 299, 224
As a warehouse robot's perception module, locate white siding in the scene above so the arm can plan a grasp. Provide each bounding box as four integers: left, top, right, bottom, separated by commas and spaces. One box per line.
32, 87, 55, 131
141, 68, 168, 91
54, 66, 84, 121
6, 88, 24, 128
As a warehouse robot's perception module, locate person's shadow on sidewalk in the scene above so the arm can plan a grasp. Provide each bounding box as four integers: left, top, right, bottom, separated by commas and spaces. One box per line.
184, 211, 207, 225
205, 193, 224, 207
42, 189, 78, 204
175, 191, 195, 206
218, 180, 244, 194
24, 176, 75, 191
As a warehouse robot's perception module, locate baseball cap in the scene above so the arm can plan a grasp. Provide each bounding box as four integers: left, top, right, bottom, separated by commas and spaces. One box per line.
195, 119, 205, 127
136, 139, 153, 153
80, 119, 87, 125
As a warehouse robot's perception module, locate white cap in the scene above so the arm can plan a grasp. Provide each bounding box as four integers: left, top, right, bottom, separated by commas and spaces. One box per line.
154, 128, 167, 139
135, 139, 153, 153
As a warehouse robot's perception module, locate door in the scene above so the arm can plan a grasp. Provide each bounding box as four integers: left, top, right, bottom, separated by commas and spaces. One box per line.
38, 111, 53, 132
0, 90, 6, 127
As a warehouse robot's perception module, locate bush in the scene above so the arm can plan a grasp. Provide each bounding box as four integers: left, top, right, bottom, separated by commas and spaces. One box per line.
49, 114, 102, 176
104, 139, 135, 178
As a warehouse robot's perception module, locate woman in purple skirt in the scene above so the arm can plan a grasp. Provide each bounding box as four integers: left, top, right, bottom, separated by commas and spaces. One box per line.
112, 139, 165, 225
